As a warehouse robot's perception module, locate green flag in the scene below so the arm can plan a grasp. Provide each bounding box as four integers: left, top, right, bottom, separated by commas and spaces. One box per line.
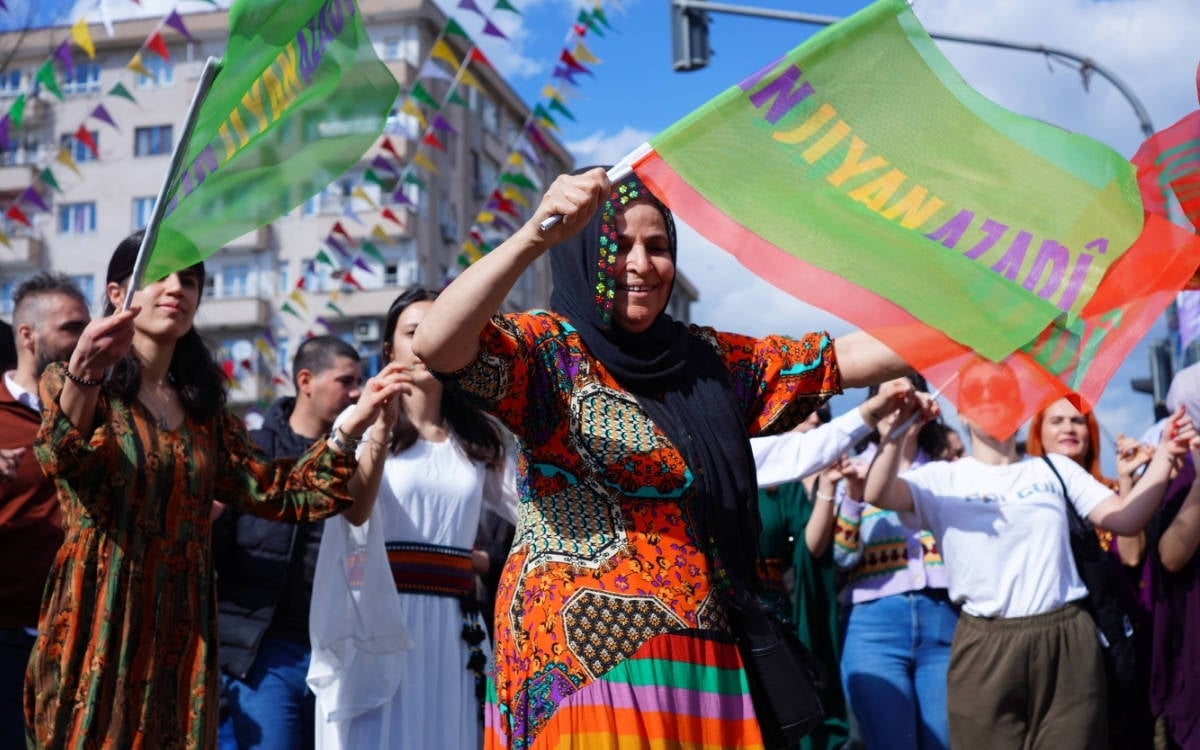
38, 168, 62, 193
9, 94, 25, 130
35, 61, 63, 101
148, 0, 399, 282
107, 82, 137, 103
359, 240, 386, 263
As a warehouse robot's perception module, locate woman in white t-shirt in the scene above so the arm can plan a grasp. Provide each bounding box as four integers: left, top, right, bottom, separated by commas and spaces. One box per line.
863, 360, 1196, 750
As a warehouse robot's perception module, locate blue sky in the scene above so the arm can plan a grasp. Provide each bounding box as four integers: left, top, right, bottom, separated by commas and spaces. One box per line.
14, 0, 1200, 470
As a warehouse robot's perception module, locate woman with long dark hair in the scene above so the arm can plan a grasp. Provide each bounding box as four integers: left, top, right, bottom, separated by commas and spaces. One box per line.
410, 169, 911, 749
309, 287, 517, 749
24, 232, 402, 749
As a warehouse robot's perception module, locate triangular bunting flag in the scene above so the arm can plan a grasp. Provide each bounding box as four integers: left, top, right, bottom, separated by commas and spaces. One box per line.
447, 89, 469, 107
381, 207, 406, 226
499, 171, 538, 190
0, 228, 9, 248
493, 0, 520, 13
547, 98, 576, 121
89, 104, 118, 130
163, 10, 195, 42
572, 40, 601, 64
403, 172, 426, 187
74, 125, 99, 158
281, 302, 303, 319
560, 50, 593, 76
288, 289, 308, 311
107, 82, 136, 103
8, 95, 23, 130
351, 185, 377, 209
363, 168, 387, 189
370, 155, 397, 175
326, 236, 349, 258
127, 52, 151, 78
444, 18, 470, 38
502, 187, 531, 209
468, 47, 493, 68
71, 17, 96, 59
37, 168, 61, 193
325, 300, 346, 316
409, 81, 440, 109
381, 137, 404, 160
412, 151, 439, 173
144, 31, 170, 62
5, 205, 30, 227
55, 40, 75, 77
401, 99, 428, 129
341, 201, 364, 224
431, 114, 458, 134
315, 249, 336, 268
0, 115, 7, 151
341, 271, 364, 290
481, 19, 508, 39
458, 69, 482, 90
370, 224, 391, 243
19, 187, 48, 213
331, 221, 356, 244
56, 146, 80, 175
35, 60, 63, 100
459, 0, 484, 15
592, 7, 613, 29
361, 240, 387, 263
391, 187, 415, 206
353, 256, 373, 273
533, 104, 559, 130
430, 38, 461, 70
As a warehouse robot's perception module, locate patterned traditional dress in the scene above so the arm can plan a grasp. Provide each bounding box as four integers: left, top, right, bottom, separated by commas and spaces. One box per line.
26, 363, 356, 750
439, 311, 841, 750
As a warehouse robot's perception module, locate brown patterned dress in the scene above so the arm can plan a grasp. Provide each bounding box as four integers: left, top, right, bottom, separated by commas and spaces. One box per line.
25, 363, 356, 750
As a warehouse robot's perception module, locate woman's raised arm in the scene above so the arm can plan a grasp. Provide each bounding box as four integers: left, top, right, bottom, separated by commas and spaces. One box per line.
414, 168, 609, 373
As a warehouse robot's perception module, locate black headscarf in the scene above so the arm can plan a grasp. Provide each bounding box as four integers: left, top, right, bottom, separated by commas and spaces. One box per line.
549, 170, 766, 614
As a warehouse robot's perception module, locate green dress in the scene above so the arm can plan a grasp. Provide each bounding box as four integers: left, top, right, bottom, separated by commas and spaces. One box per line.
758, 479, 850, 750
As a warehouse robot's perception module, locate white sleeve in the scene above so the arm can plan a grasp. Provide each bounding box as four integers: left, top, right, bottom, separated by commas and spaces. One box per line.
484, 452, 520, 526
1048, 453, 1115, 519
308, 508, 412, 724
752, 408, 869, 488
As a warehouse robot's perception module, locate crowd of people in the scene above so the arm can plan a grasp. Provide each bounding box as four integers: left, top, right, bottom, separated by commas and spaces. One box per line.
0, 167, 1198, 750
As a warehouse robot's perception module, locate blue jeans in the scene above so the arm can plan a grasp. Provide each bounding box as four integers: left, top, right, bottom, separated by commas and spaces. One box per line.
840, 590, 958, 750
219, 636, 314, 750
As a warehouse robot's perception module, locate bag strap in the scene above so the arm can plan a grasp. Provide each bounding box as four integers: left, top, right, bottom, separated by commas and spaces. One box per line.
1040, 454, 1090, 540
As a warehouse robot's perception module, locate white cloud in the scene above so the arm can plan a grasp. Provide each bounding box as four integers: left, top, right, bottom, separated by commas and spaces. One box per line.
565, 125, 652, 166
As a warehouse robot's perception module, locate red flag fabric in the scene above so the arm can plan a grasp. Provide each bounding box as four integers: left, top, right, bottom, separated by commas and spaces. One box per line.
381, 207, 405, 226
468, 47, 493, 69
331, 221, 356, 244
5, 204, 30, 227
144, 31, 170, 62
422, 132, 446, 151
74, 125, 99, 158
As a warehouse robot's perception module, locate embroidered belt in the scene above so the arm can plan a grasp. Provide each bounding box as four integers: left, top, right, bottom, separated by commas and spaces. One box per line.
385, 542, 475, 597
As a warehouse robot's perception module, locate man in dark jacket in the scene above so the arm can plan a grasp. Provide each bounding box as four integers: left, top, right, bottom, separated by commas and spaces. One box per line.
215, 335, 362, 750
0, 274, 89, 748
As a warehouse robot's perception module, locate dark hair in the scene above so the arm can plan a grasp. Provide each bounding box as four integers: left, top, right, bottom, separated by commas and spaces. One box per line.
12, 272, 89, 326
859, 373, 949, 458
102, 230, 227, 421
381, 287, 505, 468
292, 334, 360, 388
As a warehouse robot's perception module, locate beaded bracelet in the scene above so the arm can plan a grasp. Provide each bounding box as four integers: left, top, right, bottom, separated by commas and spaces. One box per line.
64, 368, 103, 388
335, 426, 363, 447
815, 491, 836, 504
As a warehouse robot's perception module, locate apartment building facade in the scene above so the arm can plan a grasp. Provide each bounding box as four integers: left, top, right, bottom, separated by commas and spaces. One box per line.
0, 1, 696, 410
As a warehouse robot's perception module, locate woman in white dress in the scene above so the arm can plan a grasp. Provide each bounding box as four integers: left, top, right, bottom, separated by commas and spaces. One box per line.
309, 288, 518, 750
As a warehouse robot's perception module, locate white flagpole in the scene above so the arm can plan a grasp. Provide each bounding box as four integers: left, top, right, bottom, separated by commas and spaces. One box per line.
121, 56, 222, 311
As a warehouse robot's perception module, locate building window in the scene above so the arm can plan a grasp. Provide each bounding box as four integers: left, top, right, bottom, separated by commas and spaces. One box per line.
202, 274, 216, 298
222, 264, 252, 298
69, 274, 95, 310
0, 69, 22, 98
304, 260, 334, 293
479, 95, 499, 135
277, 261, 290, 294
58, 202, 97, 234
0, 279, 18, 314
134, 125, 173, 157
61, 63, 101, 95
137, 56, 174, 88
132, 196, 156, 230
60, 130, 99, 163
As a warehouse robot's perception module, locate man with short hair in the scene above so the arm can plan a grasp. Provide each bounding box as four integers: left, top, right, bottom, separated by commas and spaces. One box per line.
214, 335, 363, 750
0, 274, 90, 747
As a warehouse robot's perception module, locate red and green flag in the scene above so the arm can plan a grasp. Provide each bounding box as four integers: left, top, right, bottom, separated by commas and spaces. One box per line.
625, 0, 1200, 438
146, 0, 399, 282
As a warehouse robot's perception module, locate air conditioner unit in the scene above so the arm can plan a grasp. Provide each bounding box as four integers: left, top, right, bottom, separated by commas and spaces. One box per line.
354, 318, 380, 342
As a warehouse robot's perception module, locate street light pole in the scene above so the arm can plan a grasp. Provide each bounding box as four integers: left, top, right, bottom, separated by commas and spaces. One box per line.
670, 0, 1156, 137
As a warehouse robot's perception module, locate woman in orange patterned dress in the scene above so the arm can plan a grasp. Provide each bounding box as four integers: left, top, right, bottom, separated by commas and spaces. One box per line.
25, 232, 407, 750
413, 168, 911, 749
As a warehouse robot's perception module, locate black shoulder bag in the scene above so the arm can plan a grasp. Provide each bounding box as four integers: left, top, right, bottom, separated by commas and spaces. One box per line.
730, 604, 828, 750
1040, 455, 1138, 697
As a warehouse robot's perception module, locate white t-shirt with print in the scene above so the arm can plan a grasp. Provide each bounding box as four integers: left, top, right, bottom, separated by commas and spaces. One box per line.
903, 453, 1112, 618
